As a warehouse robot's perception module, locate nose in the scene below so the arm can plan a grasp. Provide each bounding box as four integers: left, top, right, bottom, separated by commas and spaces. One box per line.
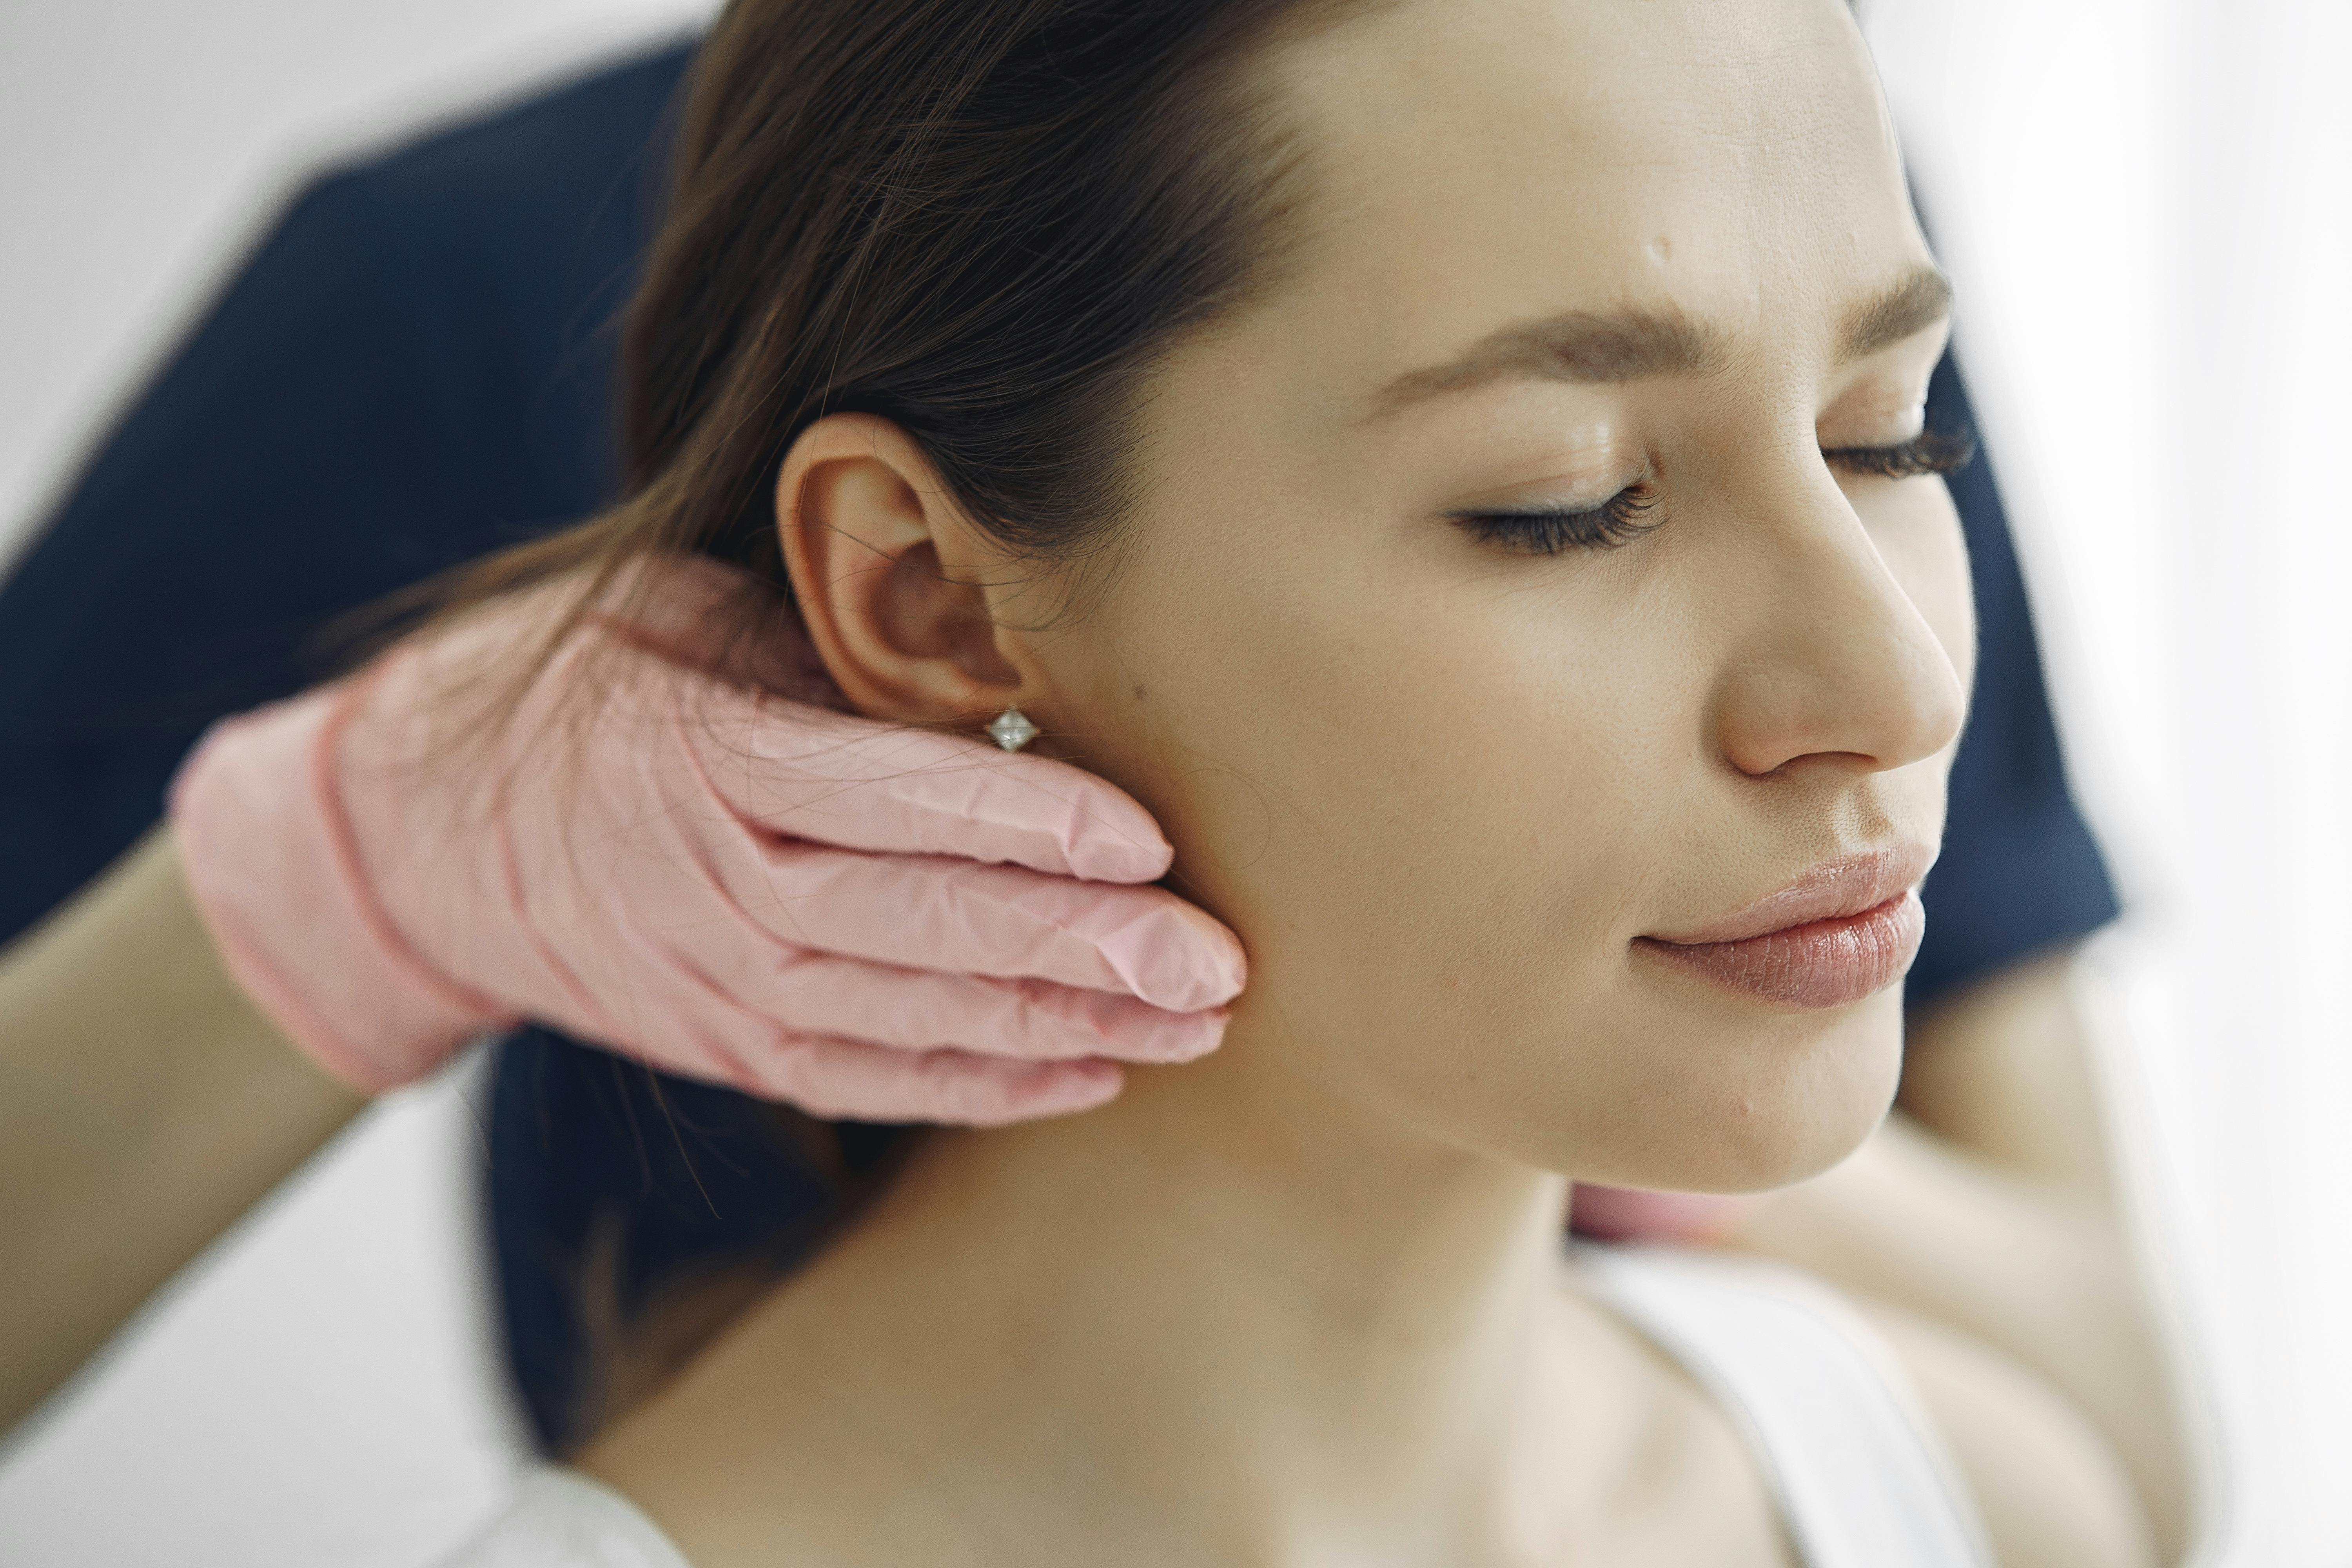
1708, 461, 1969, 780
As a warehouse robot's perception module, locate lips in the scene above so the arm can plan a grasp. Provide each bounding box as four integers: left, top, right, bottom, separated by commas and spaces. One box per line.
1635, 845, 1935, 1011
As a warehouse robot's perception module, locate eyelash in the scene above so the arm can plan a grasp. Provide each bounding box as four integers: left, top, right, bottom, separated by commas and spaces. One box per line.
1452, 426, 1978, 557
1820, 427, 1978, 481
1451, 487, 1661, 555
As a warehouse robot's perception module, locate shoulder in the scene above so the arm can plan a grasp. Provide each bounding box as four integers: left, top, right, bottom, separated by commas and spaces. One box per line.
279, 42, 696, 292
348, 42, 695, 216
1849, 1292, 2158, 1568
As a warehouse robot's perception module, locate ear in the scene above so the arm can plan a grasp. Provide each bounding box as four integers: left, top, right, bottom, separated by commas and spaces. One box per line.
774, 413, 1028, 729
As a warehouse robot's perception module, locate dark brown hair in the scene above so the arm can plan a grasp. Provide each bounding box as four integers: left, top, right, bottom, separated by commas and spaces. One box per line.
487, 0, 1395, 1452
468, 0, 1385, 643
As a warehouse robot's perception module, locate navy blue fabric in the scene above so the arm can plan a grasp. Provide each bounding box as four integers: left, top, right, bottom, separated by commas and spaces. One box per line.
0, 45, 688, 940
0, 42, 2114, 1452
1911, 350, 2121, 998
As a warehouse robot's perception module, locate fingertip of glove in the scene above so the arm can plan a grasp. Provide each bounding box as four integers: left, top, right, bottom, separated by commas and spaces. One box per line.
1053, 789, 1176, 884
1098, 909, 1248, 1013
1066, 835, 1175, 885
1199, 929, 1248, 1006
1082, 1001, 1231, 1065
1151, 1007, 1231, 1063
966, 1058, 1125, 1125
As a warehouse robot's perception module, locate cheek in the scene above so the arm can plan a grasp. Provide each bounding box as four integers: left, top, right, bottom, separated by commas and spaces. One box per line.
1038, 505, 1906, 1193
1054, 524, 1725, 1119
1118, 553, 1664, 931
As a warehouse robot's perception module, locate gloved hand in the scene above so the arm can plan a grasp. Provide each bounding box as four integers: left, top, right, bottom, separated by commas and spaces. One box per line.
170, 555, 1244, 1125
1568, 1184, 1768, 1244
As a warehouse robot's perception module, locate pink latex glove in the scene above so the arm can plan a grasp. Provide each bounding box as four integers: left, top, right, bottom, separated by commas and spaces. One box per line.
170, 556, 1244, 1125
1568, 1185, 1769, 1245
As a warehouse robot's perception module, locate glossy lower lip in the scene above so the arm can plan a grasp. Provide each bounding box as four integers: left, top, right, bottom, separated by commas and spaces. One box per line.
1633, 891, 1925, 1011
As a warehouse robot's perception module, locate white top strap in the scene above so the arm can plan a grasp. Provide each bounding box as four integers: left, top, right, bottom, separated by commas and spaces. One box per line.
433, 1466, 691, 1568
1570, 1239, 1994, 1568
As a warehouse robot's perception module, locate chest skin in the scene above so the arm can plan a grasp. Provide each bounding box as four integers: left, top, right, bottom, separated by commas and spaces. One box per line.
582, 1251, 2132, 1568
1550, 1282, 1801, 1568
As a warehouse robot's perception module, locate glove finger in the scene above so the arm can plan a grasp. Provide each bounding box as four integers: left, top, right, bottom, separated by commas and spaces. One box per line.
669, 1020, 1127, 1126
1567, 1185, 1766, 1243
544, 554, 1169, 883
721, 841, 1246, 1013
732, 951, 1227, 1063
672, 685, 1175, 884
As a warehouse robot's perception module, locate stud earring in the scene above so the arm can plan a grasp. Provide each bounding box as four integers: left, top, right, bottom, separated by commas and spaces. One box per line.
986, 706, 1039, 752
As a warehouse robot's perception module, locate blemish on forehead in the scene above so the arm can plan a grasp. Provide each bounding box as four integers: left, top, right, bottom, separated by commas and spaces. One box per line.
1647, 235, 1673, 265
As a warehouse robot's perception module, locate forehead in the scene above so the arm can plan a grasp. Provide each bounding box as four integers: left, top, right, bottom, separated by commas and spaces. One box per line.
1252, 0, 1925, 388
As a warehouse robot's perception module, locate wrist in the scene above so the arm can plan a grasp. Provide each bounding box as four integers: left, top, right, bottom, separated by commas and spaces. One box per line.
169, 686, 508, 1092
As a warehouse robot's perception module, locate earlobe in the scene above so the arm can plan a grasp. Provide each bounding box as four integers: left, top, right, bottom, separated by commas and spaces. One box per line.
775, 414, 1026, 728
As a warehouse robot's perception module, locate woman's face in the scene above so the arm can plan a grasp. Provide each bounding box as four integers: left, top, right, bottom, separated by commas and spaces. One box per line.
1007, 0, 1973, 1192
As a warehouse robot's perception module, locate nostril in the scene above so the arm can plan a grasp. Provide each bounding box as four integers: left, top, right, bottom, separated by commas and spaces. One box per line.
1710, 613, 1969, 780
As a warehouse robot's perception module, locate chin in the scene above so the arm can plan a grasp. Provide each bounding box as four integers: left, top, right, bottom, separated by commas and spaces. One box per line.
1691, 994, 1908, 1192
1516, 988, 1907, 1195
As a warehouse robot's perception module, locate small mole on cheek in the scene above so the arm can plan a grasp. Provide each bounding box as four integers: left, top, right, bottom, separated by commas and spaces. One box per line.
1132, 682, 1148, 700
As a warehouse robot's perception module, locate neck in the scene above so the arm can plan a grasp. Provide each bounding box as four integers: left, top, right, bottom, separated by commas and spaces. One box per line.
606, 1040, 1626, 1565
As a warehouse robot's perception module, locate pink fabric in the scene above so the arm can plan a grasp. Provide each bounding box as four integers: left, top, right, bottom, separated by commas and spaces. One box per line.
170, 557, 1244, 1123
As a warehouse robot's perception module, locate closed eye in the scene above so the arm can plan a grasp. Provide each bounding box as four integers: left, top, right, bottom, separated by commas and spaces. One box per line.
1822, 427, 1976, 480
1450, 425, 1975, 560
1448, 485, 1661, 556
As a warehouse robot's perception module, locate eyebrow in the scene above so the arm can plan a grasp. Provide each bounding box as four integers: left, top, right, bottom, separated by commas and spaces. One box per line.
1363, 264, 1954, 420
1365, 307, 1722, 418
1838, 265, 1954, 363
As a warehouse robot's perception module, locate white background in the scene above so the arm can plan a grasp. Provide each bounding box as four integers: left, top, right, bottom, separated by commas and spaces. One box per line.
1, 1, 2346, 1564
1864, 3, 2352, 1564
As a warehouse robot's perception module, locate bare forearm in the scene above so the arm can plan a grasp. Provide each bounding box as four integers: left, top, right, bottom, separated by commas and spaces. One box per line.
0, 827, 363, 1434
1897, 948, 2124, 1198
